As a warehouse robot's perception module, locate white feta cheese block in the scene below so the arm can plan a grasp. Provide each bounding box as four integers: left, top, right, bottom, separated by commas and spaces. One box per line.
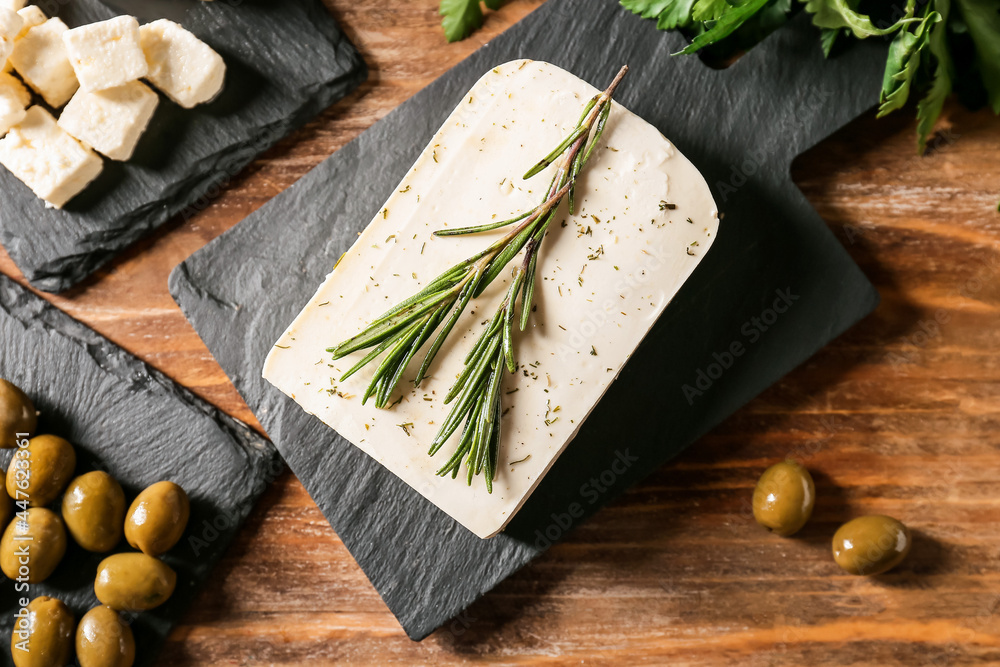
0, 1, 25, 12
14, 5, 43, 39
9, 18, 77, 108
0, 105, 102, 208
0, 8, 22, 70
262, 60, 720, 539
63, 16, 147, 93
0, 70, 27, 134
140, 19, 225, 108
59, 80, 158, 161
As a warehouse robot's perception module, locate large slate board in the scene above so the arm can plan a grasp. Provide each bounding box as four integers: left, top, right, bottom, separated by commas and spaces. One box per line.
169, 3, 886, 640
0, 274, 282, 666
0, 0, 366, 294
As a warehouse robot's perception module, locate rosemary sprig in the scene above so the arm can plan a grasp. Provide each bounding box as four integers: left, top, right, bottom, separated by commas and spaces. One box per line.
329, 65, 629, 489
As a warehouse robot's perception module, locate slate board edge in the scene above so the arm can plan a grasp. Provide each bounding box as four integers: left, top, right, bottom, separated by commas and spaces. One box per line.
13, 3, 368, 294
0, 274, 284, 664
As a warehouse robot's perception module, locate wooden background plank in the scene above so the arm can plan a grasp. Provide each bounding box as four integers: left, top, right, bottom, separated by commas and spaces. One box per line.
2, 1, 999, 664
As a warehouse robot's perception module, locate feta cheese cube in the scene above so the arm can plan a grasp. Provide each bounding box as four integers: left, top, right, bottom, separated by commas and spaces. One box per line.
9, 18, 78, 108
0, 71, 27, 133
15, 5, 45, 39
0, 70, 28, 106
0, 84, 25, 135
0, 8, 22, 69
0, 106, 103, 208
140, 19, 225, 108
0, 1, 25, 11
59, 80, 158, 161
63, 16, 147, 93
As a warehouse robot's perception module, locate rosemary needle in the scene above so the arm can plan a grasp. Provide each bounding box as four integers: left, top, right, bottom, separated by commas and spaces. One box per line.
329, 65, 630, 491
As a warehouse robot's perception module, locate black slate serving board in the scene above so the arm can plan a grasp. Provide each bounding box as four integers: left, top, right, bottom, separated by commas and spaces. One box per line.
0, 0, 366, 294
0, 274, 281, 666
170, 3, 887, 640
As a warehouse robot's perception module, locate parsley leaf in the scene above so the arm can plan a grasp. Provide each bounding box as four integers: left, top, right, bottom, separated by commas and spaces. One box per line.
692, 0, 733, 22
804, 0, 918, 38
440, 0, 485, 43
819, 27, 844, 57
878, 10, 940, 118
621, 0, 698, 30
674, 0, 771, 55
916, 0, 953, 152
953, 0, 1000, 113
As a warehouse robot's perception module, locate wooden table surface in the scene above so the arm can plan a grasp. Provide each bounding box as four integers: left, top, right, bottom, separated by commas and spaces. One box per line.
4, 1, 1000, 664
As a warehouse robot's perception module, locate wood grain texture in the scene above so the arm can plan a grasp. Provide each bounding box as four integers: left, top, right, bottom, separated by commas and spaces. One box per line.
2, 1, 999, 664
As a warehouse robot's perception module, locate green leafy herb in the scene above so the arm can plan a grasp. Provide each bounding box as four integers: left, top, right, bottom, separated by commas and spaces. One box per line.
622, 0, 699, 29
804, 0, 917, 38
329, 67, 630, 491
675, 0, 771, 55
618, 0, 1000, 155
916, 0, 953, 152
440, 0, 502, 43
878, 9, 941, 118
954, 0, 1000, 114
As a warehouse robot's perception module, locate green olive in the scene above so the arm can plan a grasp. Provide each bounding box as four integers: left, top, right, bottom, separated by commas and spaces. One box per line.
5, 434, 77, 506
94, 553, 177, 611
76, 605, 135, 667
10, 596, 74, 667
125, 481, 190, 556
0, 378, 36, 450
752, 460, 815, 536
62, 471, 126, 553
1, 507, 67, 582
832, 514, 911, 575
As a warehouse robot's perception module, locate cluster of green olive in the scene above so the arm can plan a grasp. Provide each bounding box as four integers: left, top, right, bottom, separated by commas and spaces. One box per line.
752, 460, 911, 575
1, 378, 191, 667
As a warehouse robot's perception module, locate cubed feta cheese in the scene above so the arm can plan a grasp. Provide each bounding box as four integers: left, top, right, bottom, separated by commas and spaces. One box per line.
0, 1, 25, 11
140, 19, 225, 108
59, 80, 158, 161
63, 16, 147, 93
9, 18, 78, 108
0, 106, 103, 208
0, 71, 28, 133
0, 70, 28, 106
15, 5, 45, 39
0, 82, 25, 135
0, 8, 22, 70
